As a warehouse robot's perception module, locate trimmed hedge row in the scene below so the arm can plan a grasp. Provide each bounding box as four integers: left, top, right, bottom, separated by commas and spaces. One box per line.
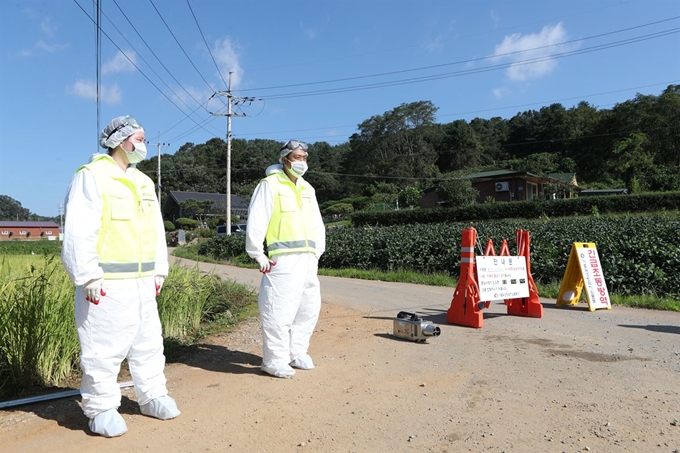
322, 215, 680, 297
197, 213, 680, 298
0, 240, 62, 256
197, 234, 248, 261
351, 192, 680, 227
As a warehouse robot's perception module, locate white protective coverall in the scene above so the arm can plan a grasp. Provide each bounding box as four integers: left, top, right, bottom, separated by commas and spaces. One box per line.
246, 164, 326, 377
61, 158, 170, 419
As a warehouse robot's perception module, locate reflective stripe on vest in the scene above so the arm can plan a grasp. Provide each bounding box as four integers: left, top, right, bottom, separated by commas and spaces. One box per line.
82, 154, 158, 279
100, 262, 156, 273
264, 171, 317, 258
267, 239, 317, 252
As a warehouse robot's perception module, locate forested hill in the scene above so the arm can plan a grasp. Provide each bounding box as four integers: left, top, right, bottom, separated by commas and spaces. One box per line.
135, 84, 679, 205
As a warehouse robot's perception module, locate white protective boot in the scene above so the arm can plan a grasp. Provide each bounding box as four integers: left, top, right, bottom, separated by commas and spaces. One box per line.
88, 408, 128, 437
139, 395, 181, 420
261, 362, 296, 378
290, 354, 315, 370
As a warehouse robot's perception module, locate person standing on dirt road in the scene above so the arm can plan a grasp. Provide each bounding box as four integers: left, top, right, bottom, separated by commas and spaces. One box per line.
246, 139, 326, 378
61, 115, 180, 437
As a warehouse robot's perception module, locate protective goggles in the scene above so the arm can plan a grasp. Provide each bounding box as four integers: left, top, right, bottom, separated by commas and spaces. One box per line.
105, 115, 141, 141
281, 139, 308, 152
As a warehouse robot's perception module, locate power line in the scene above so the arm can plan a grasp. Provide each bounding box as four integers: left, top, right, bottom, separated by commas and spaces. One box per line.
208, 73, 251, 236
244, 0, 641, 73
94, 0, 102, 151
164, 22, 678, 144
185, 0, 230, 90
148, 0, 224, 98
237, 16, 680, 94
110, 0, 207, 111
250, 28, 680, 101
228, 80, 677, 141
72, 0, 220, 137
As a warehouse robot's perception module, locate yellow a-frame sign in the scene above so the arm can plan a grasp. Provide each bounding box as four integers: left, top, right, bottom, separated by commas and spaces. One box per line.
556, 242, 611, 311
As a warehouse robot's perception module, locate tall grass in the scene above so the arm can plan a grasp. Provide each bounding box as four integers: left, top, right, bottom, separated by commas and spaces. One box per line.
0, 255, 257, 400
0, 255, 79, 396
157, 265, 214, 340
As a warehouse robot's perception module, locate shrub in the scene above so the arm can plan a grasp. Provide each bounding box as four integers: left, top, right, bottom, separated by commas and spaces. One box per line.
174, 217, 200, 230
351, 191, 680, 227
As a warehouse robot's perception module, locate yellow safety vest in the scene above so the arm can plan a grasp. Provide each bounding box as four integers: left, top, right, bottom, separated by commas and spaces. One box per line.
264, 171, 318, 258
82, 154, 158, 279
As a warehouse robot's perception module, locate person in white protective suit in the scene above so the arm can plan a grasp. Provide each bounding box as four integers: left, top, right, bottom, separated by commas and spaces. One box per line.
61, 115, 180, 437
246, 139, 326, 378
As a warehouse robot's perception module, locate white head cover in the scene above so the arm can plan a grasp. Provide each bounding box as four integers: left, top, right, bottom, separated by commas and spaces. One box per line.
99, 115, 144, 149
278, 139, 308, 163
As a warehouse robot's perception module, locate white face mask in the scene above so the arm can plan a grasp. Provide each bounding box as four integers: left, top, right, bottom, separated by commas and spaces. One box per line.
124, 141, 147, 164
288, 161, 308, 178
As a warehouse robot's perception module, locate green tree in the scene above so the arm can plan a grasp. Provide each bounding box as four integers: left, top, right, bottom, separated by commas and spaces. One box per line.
397, 185, 422, 209
346, 101, 440, 187
435, 120, 486, 172
0, 195, 31, 221
436, 178, 479, 207
611, 133, 653, 193
179, 199, 216, 222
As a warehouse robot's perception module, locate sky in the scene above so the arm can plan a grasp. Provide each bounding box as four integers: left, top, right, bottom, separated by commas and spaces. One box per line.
1, 0, 679, 217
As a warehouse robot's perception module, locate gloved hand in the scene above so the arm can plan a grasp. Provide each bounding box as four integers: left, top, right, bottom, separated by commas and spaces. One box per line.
83, 278, 105, 305
155, 275, 165, 296
255, 255, 273, 273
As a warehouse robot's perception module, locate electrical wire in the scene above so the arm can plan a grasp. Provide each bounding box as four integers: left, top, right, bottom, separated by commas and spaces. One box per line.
238, 16, 680, 93
73, 0, 221, 137
110, 0, 207, 111
252, 28, 680, 100
185, 0, 230, 90
148, 0, 225, 99
94, 0, 101, 149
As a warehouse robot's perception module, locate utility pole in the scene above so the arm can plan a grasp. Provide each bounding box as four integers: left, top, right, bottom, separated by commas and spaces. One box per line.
58, 202, 63, 241
147, 133, 170, 202
207, 72, 253, 235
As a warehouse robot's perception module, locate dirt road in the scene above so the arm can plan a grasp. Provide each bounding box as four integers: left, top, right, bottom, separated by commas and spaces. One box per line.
1, 257, 679, 453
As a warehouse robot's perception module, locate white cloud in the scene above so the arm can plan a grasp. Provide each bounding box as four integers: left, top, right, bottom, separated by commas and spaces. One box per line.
422, 36, 444, 54
40, 17, 56, 37
35, 40, 68, 53
212, 38, 243, 89
18, 40, 69, 57
490, 10, 500, 28
67, 80, 122, 104
492, 86, 511, 99
305, 28, 317, 40
102, 51, 137, 75
492, 22, 577, 81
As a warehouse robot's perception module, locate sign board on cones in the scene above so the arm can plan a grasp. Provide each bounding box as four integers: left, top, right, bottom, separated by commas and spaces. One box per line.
476, 256, 529, 302
556, 242, 611, 311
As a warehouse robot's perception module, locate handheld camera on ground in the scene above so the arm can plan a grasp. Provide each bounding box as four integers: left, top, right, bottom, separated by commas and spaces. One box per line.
393, 311, 441, 343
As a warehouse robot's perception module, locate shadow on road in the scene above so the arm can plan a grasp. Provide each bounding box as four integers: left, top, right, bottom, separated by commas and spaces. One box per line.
2, 393, 143, 435
167, 342, 263, 375
619, 324, 680, 335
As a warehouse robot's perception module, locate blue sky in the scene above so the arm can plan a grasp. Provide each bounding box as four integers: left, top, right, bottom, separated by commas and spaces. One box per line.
1, 0, 678, 217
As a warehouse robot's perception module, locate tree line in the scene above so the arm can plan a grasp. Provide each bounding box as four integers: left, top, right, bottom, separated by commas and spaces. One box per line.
137, 84, 679, 209
2, 85, 677, 221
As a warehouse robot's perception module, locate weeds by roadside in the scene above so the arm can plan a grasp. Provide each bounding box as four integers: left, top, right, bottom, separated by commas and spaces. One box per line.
175, 245, 679, 312
0, 255, 257, 401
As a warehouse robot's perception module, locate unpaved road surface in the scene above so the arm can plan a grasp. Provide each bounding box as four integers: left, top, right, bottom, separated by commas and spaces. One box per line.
1, 257, 679, 453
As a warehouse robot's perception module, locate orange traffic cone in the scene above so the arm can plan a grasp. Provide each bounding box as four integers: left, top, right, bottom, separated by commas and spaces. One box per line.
505, 229, 544, 318
447, 227, 488, 328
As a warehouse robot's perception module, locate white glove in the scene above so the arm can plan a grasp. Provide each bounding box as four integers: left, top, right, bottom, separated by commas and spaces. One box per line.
155, 275, 165, 296
83, 278, 105, 304
255, 255, 271, 273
